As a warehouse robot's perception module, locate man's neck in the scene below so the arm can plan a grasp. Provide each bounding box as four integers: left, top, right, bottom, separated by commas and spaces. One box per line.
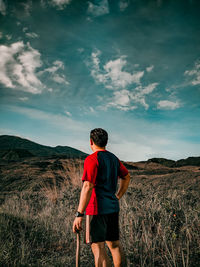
92, 146, 106, 152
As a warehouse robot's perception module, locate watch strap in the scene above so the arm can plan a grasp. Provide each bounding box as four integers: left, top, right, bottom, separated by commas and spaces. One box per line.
76, 211, 84, 217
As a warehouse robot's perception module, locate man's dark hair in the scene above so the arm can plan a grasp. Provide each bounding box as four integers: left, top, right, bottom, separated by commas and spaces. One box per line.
90, 128, 108, 147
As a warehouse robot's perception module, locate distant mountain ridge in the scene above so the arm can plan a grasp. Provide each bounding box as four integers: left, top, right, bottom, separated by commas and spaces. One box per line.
0, 135, 88, 160
0, 135, 199, 166
146, 157, 200, 167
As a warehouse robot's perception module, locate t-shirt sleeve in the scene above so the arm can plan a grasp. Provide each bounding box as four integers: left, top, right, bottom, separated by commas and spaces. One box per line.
81, 156, 98, 185
118, 159, 129, 178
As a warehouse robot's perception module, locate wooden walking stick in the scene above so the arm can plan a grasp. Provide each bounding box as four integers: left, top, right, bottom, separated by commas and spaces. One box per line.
76, 215, 92, 266
85, 215, 92, 244
76, 230, 80, 267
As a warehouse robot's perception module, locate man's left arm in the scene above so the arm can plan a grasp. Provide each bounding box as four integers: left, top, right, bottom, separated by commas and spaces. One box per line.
72, 181, 94, 233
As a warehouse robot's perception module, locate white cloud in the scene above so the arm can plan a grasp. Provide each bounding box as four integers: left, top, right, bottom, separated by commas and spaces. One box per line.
92, 50, 101, 69
0, 41, 24, 89
39, 60, 69, 85
89, 106, 95, 113
141, 83, 158, 94
88, 48, 158, 111
87, 0, 109, 17
109, 90, 130, 107
77, 48, 84, 53
90, 49, 107, 84
0, 0, 6, 16
101, 83, 159, 111
157, 100, 181, 110
52, 74, 69, 84
65, 110, 71, 116
49, 0, 71, 10
104, 57, 144, 88
119, 1, 129, 12
184, 59, 200, 85
0, 41, 44, 94
40, 60, 64, 73
25, 32, 39, 38
23, 27, 28, 32
6, 34, 12, 40
90, 49, 144, 90
19, 97, 29, 101
129, 83, 159, 109
146, 65, 154, 72
80, 106, 97, 115
17, 43, 42, 90
21, 0, 32, 16
105, 89, 137, 111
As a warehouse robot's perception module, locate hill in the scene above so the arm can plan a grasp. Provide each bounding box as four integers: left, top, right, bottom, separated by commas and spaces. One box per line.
144, 156, 200, 167
0, 135, 88, 160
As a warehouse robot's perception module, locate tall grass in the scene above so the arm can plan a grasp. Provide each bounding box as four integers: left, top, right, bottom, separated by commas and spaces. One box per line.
0, 164, 199, 266
119, 181, 200, 267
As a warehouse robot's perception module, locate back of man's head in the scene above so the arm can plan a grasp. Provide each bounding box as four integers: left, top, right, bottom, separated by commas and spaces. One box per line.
90, 128, 108, 147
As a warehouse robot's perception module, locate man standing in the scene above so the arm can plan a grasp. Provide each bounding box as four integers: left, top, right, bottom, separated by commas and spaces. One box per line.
73, 128, 130, 267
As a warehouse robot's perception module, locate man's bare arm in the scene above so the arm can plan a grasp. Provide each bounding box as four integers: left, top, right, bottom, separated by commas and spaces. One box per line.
77, 181, 94, 213
116, 173, 130, 200
72, 181, 94, 233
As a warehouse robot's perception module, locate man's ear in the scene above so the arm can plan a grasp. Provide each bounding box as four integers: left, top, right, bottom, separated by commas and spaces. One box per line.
90, 139, 93, 145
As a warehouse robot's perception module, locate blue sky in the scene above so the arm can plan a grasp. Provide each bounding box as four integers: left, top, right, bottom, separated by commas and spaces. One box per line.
0, 0, 200, 161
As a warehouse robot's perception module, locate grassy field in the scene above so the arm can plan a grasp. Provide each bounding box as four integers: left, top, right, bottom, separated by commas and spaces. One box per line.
0, 159, 200, 266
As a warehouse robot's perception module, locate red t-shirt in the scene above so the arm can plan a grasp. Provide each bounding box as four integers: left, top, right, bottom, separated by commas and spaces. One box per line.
82, 149, 129, 215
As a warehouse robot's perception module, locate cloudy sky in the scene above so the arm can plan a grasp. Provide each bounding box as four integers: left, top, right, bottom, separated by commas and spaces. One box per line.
0, 0, 200, 161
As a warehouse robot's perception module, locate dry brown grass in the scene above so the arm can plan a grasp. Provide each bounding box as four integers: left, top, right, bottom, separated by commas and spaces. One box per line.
0, 160, 200, 266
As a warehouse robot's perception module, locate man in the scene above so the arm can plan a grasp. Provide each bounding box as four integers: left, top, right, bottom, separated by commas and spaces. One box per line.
73, 128, 130, 267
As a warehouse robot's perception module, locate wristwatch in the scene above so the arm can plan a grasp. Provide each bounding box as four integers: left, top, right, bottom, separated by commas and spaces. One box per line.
75, 211, 84, 217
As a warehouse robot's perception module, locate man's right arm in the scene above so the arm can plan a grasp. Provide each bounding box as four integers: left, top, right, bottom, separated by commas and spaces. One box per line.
116, 173, 130, 200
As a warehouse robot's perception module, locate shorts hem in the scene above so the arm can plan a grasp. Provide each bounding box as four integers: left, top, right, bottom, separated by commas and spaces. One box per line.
105, 238, 119, 241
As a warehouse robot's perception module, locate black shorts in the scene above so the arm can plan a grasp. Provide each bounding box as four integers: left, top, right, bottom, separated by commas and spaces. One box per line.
90, 212, 119, 243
